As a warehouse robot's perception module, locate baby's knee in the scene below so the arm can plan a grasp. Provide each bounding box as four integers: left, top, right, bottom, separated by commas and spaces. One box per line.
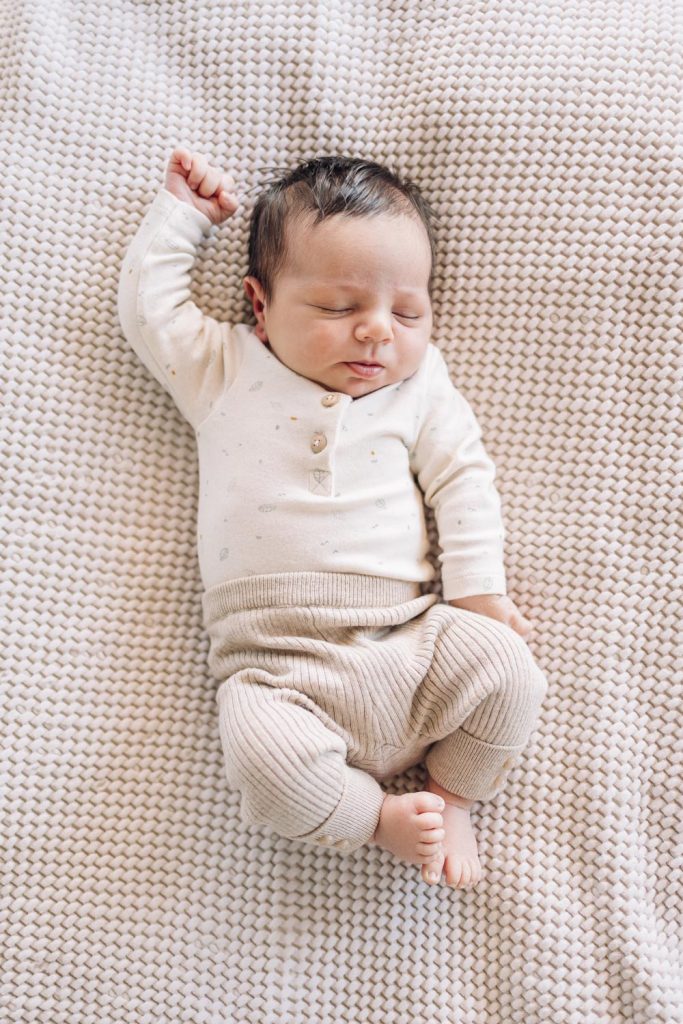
481, 622, 549, 711
234, 745, 349, 841
216, 686, 349, 835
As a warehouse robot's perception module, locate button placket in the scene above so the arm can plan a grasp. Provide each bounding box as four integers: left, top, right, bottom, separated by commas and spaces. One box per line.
307, 393, 345, 494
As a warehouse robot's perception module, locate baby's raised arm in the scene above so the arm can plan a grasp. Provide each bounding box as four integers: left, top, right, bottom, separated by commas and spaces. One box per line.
117, 149, 242, 429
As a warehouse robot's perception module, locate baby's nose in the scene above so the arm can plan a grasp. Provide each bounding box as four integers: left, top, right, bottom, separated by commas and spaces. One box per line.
354, 313, 393, 343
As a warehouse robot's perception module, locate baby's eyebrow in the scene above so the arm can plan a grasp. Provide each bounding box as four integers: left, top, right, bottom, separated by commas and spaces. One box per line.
311, 281, 425, 296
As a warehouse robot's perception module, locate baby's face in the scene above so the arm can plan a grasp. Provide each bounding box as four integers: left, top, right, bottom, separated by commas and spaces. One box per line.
244, 210, 433, 398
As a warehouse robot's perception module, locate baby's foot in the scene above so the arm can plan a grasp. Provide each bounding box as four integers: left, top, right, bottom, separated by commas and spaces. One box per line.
421, 785, 483, 889
370, 792, 446, 867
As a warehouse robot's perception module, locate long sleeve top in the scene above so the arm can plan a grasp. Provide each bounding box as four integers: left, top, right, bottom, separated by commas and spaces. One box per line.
117, 187, 508, 601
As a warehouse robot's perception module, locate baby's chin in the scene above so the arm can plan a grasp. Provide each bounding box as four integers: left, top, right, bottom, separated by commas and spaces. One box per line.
315, 370, 400, 399
263, 343, 402, 397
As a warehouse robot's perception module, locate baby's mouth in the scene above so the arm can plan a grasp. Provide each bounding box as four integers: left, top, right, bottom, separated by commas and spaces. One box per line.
345, 361, 384, 378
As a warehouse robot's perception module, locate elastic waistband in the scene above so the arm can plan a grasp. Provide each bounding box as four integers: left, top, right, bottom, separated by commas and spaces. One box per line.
201, 571, 423, 623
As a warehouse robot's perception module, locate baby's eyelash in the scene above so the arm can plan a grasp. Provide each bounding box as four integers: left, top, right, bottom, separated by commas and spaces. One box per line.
318, 307, 420, 319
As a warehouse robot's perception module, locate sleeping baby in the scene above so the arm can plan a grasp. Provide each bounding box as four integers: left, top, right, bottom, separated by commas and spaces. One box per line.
117, 147, 548, 889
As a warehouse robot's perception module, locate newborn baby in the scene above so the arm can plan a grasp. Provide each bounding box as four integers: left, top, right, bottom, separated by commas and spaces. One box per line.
118, 148, 548, 889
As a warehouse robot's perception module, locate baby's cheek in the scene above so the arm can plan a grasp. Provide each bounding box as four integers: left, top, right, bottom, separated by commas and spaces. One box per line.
313, 329, 345, 358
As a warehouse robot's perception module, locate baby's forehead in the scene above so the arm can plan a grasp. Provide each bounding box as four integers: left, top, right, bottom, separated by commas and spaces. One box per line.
281, 209, 431, 279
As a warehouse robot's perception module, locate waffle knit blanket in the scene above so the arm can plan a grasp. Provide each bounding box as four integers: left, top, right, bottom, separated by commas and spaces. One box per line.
1, 2, 680, 1023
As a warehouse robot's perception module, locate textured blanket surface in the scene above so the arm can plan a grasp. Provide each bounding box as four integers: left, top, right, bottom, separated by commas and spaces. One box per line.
1, 2, 681, 1022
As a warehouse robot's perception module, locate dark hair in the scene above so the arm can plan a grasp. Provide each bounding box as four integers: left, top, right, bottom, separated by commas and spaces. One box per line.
245, 155, 438, 305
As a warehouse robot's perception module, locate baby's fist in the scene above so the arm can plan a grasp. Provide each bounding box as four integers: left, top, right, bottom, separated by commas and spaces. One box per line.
164, 148, 239, 226
448, 594, 533, 640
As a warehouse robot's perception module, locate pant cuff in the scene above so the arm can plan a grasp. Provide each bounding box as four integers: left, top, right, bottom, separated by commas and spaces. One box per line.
295, 764, 386, 854
425, 729, 529, 802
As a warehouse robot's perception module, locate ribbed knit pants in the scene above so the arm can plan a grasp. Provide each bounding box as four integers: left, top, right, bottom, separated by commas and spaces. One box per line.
201, 572, 548, 854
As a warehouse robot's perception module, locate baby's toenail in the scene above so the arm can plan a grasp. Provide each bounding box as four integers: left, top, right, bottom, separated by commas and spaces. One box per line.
427, 872, 438, 882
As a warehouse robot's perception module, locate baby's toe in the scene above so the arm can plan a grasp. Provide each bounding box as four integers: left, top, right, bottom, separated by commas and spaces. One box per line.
422, 852, 444, 885
445, 857, 465, 888
446, 858, 480, 889
418, 827, 445, 848
418, 842, 443, 864
418, 811, 444, 830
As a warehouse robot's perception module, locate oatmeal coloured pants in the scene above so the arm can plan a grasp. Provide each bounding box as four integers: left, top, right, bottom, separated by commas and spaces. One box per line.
201, 572, 548, 854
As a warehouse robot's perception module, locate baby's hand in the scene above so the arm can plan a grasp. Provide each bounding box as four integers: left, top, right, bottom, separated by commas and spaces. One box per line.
164, 148, 239, 226
448, 594, 533, 639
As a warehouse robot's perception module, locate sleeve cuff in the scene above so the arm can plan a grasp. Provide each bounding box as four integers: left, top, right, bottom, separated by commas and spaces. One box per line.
153, 187, 215, 236
442, 573, 507, 601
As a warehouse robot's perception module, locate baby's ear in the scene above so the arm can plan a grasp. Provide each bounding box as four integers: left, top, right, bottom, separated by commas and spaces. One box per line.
243, 276, 266, 314
243, 276, 269, 342
243, 275, 264, 303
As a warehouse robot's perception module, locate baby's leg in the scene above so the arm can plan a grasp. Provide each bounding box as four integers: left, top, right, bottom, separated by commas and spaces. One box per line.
418, 613, 548, 889
217, 672, 444, 863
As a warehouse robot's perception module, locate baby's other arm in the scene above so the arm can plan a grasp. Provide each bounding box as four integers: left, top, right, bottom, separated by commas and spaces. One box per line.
410, 348, 533, 639
117, 149, 241, 429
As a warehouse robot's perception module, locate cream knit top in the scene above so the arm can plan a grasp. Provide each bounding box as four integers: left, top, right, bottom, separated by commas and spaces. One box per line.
117, 188, 508, 601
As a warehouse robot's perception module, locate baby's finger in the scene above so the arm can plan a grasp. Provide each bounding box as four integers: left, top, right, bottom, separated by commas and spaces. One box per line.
219, 175, 238, 203
172, 147, 193, 172
197, 165, 222, 199
514, 614, 532, 638
187, 154, 209, 191
218, 190, 238, 210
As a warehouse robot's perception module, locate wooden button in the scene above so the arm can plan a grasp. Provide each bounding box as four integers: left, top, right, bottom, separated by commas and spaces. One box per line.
321, 393, 340, 407
311, 432, 327, 453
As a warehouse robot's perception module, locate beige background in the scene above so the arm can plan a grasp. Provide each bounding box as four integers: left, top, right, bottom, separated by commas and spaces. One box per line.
1, 1, 680, 1022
